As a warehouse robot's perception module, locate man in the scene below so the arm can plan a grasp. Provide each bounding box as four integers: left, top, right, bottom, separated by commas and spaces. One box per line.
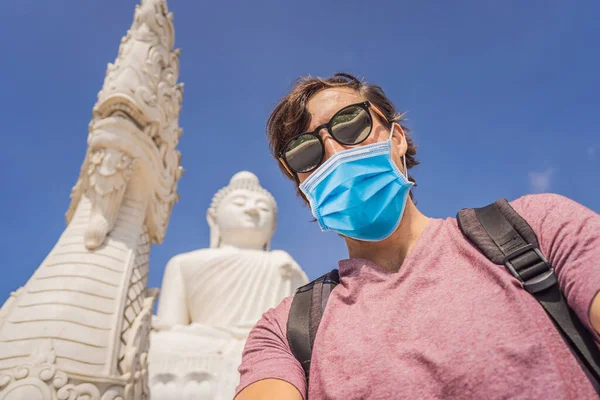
234, 73, 600, 399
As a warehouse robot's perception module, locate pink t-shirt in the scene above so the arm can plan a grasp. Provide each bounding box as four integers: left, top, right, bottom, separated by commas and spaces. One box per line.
236, 194, 600, 399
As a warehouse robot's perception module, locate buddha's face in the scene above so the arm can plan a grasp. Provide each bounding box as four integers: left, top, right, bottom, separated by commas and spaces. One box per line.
215, 189, 275, 249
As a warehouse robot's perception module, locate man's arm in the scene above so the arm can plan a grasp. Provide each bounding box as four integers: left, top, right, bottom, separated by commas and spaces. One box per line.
235, 379, 303, 400
234, 297, 307, 399
517, 194, 600, 338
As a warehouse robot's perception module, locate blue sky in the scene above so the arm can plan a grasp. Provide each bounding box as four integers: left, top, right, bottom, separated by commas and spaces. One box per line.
0, 0, 598, 300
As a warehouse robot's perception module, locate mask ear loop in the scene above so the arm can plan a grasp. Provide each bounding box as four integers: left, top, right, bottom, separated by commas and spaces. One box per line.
388, 122, 395, 140
389, 122, 409, 178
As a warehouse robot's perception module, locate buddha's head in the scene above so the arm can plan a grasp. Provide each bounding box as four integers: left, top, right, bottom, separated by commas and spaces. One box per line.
207, 171, 277, 250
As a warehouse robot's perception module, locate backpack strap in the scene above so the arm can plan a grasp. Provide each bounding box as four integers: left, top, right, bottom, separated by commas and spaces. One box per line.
287, 269, 339, 382
457, 198, 600, 391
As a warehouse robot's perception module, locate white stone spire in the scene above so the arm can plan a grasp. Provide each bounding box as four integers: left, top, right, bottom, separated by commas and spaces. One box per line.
0, 1, 183, 399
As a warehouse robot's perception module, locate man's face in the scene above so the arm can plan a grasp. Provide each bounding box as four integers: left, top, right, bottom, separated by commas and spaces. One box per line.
297, 88, 406, 184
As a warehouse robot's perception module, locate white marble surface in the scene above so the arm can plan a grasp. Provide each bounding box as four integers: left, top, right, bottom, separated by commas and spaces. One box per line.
0, 0, 183, 398
148, 172, 308, 400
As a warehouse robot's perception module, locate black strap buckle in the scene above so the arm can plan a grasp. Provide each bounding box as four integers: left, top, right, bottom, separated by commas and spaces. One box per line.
503, 244, 557, 294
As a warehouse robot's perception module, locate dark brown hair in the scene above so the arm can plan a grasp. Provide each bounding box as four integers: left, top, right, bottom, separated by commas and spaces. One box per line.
266, 72, 419, 201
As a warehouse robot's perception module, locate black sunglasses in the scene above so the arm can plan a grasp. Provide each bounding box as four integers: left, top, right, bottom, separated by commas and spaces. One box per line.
278, 101, 389, 175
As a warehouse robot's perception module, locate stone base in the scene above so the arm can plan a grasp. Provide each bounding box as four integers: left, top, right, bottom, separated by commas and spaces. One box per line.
148, 325, 249, 400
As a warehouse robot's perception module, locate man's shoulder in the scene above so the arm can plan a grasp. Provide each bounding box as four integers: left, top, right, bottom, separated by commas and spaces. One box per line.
273, 295, 295, 315
247, 296, 295, 344
256, 296, 295, 329
509, 193, 575, 211
509, 193, 584, 220
507, 193, 597, 245
454, 193, 587, 249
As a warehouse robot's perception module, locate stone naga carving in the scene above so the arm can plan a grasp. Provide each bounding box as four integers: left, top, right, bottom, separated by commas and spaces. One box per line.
0, 0, 183, 399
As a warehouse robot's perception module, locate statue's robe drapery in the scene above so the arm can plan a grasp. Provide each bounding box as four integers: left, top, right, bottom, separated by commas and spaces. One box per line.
149, 247, 308, 399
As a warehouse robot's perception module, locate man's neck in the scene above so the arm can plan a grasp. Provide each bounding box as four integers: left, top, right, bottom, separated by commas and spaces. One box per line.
345, 198, 430, 273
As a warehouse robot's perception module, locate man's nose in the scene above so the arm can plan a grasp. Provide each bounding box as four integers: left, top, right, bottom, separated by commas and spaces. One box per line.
321, 134, 347, 162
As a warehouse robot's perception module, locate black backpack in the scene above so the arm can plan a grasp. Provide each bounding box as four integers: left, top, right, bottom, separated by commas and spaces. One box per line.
286, 198, 600, 393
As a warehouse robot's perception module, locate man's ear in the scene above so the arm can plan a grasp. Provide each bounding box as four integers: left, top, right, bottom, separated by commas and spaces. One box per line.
392, 123, 408, 157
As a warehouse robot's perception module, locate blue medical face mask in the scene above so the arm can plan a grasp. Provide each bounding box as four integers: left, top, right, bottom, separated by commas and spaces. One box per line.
299, 124, 414, 242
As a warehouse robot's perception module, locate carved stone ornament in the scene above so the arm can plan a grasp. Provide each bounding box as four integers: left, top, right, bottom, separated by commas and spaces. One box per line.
0, 0, 183, 399
66, 0, 184, 246
0, 344, 125, 400
84, 149, 136, 249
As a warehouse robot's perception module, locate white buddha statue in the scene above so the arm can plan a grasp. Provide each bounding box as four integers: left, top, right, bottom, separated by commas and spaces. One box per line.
148, 171, 308, 400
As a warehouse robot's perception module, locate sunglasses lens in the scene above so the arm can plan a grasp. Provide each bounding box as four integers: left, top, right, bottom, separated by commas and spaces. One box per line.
283, 134, 323, 173
330, 105, 372, 145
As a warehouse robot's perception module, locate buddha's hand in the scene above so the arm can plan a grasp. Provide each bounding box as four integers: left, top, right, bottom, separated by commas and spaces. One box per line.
151, 315, 173, 332
279, 263, 297, 280
269, 250, 305, 280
